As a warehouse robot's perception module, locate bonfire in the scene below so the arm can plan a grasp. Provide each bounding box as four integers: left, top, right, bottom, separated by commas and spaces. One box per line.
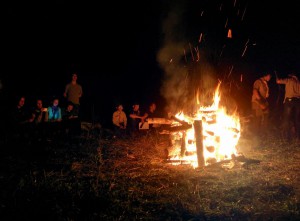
167, 82, 241, 168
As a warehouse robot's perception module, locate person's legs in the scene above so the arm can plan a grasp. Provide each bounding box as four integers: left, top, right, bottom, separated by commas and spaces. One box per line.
292, 99, 300, 139
281, 102, 293, 139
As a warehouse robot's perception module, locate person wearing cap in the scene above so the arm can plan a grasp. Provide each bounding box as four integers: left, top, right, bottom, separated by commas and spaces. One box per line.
251, 72, 272, 136
63, 72, 83, 117
276, 73, 300, 140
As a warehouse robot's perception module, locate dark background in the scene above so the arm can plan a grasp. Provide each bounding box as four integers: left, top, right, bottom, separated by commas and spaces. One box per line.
1, 0, 299, 128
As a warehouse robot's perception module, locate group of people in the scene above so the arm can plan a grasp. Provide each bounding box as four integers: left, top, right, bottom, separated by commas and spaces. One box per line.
251, 71, 300, 141
7, 72, 83, 143
112, 102, 158, 139
7, 68, 299, 145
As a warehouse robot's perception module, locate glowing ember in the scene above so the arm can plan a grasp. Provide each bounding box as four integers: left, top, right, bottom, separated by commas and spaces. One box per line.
168, 82, 241, 168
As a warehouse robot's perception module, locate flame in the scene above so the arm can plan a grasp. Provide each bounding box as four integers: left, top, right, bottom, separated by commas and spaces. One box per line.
169, 82, 241, 168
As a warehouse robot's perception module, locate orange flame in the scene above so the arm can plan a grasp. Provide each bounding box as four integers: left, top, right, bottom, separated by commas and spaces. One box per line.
169, 82, 240, 168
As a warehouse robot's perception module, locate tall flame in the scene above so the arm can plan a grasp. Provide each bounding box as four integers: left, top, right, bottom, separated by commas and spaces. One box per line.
169, 82, 240, 168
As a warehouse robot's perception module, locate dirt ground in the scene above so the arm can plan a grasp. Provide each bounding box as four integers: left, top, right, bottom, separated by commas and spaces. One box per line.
0, 127, 299, 220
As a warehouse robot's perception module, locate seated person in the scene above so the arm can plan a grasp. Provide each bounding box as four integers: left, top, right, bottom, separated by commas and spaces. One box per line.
128, 102, 143, 137
32, 98, 48, 124
62, 101, 80, 136
31, 98, 48, 140
10, 96, 35, 139
48, 97, 62, 122
141, 102, 158, 131
112, 104, 127, 138
47, 97, 62, 139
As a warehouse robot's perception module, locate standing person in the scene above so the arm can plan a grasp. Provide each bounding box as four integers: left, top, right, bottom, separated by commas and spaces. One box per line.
276, 73, 300, 140
112, 104, 127, 138
64, 72, 83, 117
251, 72, 272, 136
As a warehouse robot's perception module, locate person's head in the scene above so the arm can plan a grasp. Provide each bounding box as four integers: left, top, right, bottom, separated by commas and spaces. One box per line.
66, 102, 74, 111
17, 96, 25, 108
116, 104, 123, 111
288, 73, 298, 79
52, 98, 59, 107
36, 99, 43, 109
149, 102, 156, 113
262, 72, 271, 81
72, 72, 78, 82
133, 104, 139, 111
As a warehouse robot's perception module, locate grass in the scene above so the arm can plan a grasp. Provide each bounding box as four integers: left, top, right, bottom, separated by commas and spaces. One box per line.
0, 128, 300, 220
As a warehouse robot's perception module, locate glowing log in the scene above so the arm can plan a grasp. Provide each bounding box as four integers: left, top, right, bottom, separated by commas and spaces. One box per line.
194, 120, 205, 167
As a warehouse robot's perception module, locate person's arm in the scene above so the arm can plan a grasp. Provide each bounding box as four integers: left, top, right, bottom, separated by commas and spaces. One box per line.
57, 108, 62, 122
63, 84, 69, 98
252, 80, 263, 100
47, 107, 52, 121
112, 112, 119, 126
44, 109, 49, 122
141, 113, 148, 122
123, 112, 127, 128
276, 78, 287, 84
253, 88, 261, 100
129, 113, 142, 119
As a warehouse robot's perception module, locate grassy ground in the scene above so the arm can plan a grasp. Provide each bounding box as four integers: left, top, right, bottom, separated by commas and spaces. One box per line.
0, 128, 300, 220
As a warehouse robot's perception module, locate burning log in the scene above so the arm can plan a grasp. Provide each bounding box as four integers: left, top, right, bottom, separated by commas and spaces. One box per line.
170, 115, 190, 126
194, 120, 205, 167
167, 124, 192, 132
147, 118, 173, 125
181, 132, 186, 157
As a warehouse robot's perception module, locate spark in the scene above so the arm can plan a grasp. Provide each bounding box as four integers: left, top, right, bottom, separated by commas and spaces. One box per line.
241, 4, 248, 21
228, 65, 234, 77
194, 46, 200, 62
241, 39, 250, 57
198, 33, 203, 43
184, 49, 187, 63
241, 46, 248, 57
189, 43, 195, 62
225, 18, 228, 28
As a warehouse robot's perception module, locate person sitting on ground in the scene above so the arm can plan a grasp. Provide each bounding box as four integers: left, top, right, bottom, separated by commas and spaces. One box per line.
48, 97, 62, 122
62, 101, 80, 137
112, 104, 127, 138
47, 97, 62, 140
32, 98, 48, 124
128, 102, 143, 138
31, 98, 49, 140
10, 95, 35, 142
141, 102, 159, 132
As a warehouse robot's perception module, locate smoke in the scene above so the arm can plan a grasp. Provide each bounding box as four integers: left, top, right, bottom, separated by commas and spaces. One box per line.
157, 1, 217, 115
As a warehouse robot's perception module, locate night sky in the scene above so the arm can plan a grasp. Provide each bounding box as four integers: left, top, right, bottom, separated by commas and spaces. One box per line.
1, 0, 300, 126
